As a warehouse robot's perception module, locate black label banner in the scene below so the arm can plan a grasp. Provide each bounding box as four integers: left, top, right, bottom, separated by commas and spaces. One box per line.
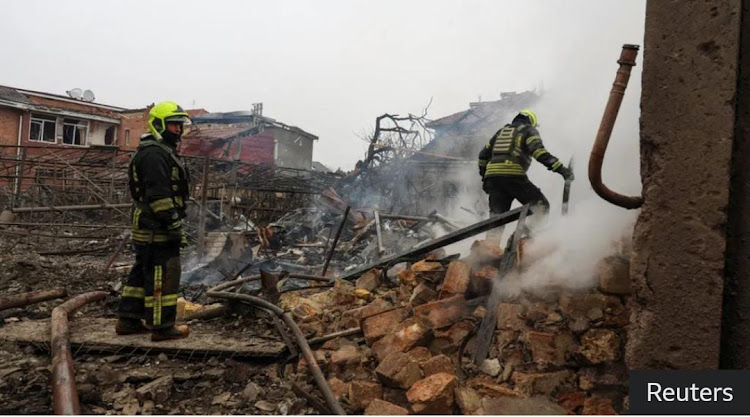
630, 370, 750, 415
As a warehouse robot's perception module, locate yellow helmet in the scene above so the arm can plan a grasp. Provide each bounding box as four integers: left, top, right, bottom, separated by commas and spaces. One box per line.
147, 101, 190, 140
518, 109, 538, 127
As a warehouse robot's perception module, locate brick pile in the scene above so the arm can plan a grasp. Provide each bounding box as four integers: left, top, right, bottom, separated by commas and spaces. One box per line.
282, 238, 632, 414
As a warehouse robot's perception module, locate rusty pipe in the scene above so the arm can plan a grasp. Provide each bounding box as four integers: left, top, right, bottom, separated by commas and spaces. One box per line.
321, 205, 350, 277
207, 290, 346, 415
51, 291, 108, 415
588, 44, 644, 209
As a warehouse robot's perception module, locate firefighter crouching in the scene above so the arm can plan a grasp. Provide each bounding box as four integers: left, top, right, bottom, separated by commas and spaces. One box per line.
116, 101, 192, 341
478, 109, 573, 243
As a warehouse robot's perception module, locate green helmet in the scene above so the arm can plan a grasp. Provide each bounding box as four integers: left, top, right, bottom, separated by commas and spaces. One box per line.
518, 109, 538, 127
147, 101, 190, 140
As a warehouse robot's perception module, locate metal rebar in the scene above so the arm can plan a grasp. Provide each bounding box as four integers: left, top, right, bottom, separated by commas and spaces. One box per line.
320, 205, 350, 277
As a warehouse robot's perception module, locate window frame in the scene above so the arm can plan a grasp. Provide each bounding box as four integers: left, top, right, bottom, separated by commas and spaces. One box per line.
61, 118, 90, 147
29, 113, 57, 143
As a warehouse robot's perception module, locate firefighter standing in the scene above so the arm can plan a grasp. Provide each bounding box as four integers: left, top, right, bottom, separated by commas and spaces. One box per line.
478, 109, 573, 242
116, 101, 192, 341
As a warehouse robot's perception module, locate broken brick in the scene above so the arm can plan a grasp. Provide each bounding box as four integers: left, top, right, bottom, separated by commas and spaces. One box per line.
577, 329, 621, 364
410, 282, 438, 306
412, 259, 445, 283
372, 317, 433, 360
361, 307, 410, 345
406, 347, 432, 364
469, 240, 505, 265
523, 330, 576, 367
558, 391, 587, 414
511, 370, 573, 396
364, 399, 409, 415
327, 378, 350, 401
398, 269, 418, 287
597, 255, 631, 295
559, 294, 622, 321
579, 364, 628, 391
454, 386, 482, 414
467, 375, 523, 398
349, 380, 383, 411
356, 268, 382, 292
414, 294, 471, 329
496, 303, 527, 330
439, 260, 471, 298
582, 396, 617, 415
421, 354, 454, 377
406, 372, 457, 415
375, 351, 423, 389
330, 344, 361, 373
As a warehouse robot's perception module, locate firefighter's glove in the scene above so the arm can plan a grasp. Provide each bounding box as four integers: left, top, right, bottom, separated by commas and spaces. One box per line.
558, 166, 575, 181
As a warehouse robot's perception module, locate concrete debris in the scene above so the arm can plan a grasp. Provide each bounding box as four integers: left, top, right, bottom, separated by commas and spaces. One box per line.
479, 358, 502, 377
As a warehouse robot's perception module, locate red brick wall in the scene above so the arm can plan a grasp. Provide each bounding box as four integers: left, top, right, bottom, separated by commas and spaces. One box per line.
120, 109, 150, 151
0, 107, 22, 147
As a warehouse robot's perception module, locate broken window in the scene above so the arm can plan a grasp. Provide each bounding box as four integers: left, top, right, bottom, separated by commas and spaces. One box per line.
125, 129, 131, 146
62, 118, 88, 146
29, 113, 57, 143
104, 126, 117, 146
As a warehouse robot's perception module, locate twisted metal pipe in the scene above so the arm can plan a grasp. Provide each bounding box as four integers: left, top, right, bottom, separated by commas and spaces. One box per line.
589, 44, 644, 209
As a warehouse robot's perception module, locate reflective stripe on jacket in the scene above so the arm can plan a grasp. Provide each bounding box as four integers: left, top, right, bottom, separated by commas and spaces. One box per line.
128, 135, 190, 243
478, 122, 563, 179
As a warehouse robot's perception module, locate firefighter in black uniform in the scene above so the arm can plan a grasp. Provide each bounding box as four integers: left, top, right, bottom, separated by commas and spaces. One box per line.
478, 109, 573, 242
115, 101, 192, 341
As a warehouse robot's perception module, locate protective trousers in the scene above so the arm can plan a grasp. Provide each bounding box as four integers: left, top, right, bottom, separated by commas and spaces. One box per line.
483, 176, 550, 244
117, 242, 181, 329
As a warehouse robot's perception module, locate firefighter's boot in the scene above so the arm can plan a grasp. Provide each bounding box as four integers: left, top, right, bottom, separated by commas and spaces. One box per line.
115, 317, 148, 335
151, 324, 190, 342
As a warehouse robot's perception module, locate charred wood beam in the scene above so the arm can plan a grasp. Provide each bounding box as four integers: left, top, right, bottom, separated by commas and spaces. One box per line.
0, 287, 68, 312
472, 205, 530, 366
206, 291, 346, 415
338, 206, 528, 281
51, 291, 108, 415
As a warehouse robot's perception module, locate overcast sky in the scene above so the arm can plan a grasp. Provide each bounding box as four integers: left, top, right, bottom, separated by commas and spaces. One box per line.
1, 0, 646, 172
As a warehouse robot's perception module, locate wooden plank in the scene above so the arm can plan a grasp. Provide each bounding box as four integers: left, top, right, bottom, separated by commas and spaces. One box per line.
0, 317, 285, 359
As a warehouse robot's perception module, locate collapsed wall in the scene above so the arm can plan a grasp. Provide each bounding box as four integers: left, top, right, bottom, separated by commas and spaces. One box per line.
282, 237, 632, 414
628, 0, 743, 369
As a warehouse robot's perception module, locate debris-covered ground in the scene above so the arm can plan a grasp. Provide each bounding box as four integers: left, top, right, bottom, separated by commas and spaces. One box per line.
0, 200, 632, 415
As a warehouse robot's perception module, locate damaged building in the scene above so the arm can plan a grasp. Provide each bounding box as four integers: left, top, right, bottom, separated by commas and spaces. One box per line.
0, 1, 749, 415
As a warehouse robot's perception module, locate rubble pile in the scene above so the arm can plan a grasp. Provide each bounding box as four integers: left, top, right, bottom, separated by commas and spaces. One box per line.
276, 238, 632, 415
